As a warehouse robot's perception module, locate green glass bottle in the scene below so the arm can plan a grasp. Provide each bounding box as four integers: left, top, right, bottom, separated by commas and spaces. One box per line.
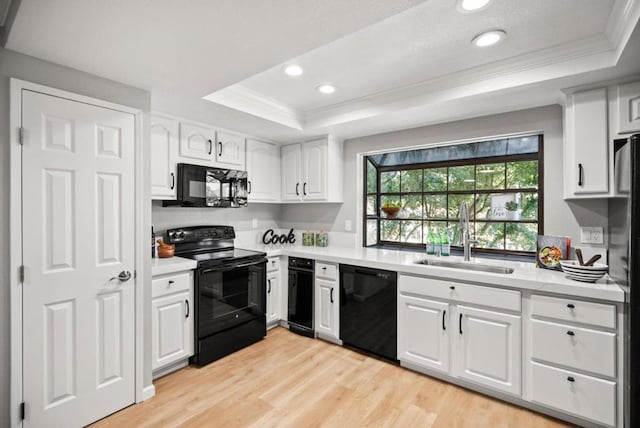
441, 229, 450, 256
426, 228, 435, 255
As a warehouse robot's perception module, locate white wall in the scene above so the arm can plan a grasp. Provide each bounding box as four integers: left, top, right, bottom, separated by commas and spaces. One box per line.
281, 105, 609, 249
0, 47, 151, 425
152, 201, 281, 236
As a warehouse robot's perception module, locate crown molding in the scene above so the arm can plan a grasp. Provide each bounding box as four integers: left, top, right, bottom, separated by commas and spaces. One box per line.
305, 35, 616, 128
606, 0, 640, 59
203, 84, 305, 130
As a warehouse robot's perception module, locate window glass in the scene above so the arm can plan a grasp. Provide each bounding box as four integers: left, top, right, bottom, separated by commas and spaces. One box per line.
364, 136, 541, 255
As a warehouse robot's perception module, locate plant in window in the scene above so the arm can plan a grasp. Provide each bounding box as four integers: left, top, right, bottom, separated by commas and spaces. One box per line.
381, 201, 402, 219
504, 200, 521, 221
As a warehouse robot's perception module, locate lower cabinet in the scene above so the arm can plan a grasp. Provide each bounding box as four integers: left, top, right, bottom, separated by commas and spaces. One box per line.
397, 274, 522, 397
456, 305, 521, 395
151, 271, 194, 375
398, 295, 449, 373
266, 270, 281, 326
315, 261, 339, 341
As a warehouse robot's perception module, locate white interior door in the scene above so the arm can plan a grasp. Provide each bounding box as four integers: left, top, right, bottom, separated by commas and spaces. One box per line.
21, 90, 136, 427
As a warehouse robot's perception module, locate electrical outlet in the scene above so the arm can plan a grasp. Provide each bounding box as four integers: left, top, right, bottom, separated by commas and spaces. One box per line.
345, 220, 352, 232
580, 226, 604, 244
251, 218, 258, 229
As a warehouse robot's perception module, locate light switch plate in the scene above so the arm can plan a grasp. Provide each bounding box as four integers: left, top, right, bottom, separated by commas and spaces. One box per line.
345, 220, 352, 231
580, 226, 604, 244
252, 218, 258, 229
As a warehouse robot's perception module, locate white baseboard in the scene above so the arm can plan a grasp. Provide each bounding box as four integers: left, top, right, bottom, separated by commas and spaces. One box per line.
141, 384, 156, 402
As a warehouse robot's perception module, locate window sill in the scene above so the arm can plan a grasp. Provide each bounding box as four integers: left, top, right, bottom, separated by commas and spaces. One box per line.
368, 244, 535, 263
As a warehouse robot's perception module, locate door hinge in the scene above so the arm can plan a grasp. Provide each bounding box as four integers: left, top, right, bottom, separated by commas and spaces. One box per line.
19, 127, 24, 145
19, 265, 25, 283
20, 402, 25, 420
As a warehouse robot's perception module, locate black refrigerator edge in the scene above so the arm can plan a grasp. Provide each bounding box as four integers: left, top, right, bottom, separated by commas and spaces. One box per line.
608, 133, 640, 427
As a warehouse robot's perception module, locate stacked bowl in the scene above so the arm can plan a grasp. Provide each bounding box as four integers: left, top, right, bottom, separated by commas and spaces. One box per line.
560, 260, 608, 283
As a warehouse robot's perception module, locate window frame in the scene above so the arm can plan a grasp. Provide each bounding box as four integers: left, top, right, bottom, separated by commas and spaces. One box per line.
363, 136, 544, 257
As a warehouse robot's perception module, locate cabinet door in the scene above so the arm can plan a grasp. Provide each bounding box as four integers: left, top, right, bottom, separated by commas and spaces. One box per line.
398, 295, 450, 373
281, 144, 302, 201
151, 290, 193, 371
266, 272, 280, 325
246, 139, 280, 201
566, 88, 609, 195
179, 121, 214, 163
316, 278, 338, 339
216, 131, 245, 167
455, 305, 521, 396
151, 116, 178, 199
302, 139, 327, 201
618, 81, 640, 134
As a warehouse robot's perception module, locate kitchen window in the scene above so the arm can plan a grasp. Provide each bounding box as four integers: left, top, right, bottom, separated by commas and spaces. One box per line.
364, 135, 543, 256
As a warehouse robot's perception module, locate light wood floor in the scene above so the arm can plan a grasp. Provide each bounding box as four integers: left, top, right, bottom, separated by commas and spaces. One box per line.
92, 327, 569, 428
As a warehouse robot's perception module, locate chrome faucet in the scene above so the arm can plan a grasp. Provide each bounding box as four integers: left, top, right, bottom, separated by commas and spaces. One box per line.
459, 201, 477, 261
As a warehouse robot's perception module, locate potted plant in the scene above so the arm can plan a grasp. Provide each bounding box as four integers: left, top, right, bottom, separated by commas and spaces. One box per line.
504, 201, 520, 221
381, 201, 402, 219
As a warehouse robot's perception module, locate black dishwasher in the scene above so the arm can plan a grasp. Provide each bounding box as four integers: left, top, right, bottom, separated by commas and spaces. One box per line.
288, 257, 315, 337
339, 264, 397, 361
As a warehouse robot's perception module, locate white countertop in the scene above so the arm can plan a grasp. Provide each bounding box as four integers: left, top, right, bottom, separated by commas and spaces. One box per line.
240, 244, 624, 303
152, 256, 197, 276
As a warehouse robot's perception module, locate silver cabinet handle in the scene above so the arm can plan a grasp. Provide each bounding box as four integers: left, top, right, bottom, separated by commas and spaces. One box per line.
109, 270, 131, 282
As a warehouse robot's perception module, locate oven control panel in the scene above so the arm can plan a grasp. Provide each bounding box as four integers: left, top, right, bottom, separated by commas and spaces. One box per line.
166, 226, 236, 243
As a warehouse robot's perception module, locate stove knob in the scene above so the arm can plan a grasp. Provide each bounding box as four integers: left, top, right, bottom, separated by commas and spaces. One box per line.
177, 231, 186, 239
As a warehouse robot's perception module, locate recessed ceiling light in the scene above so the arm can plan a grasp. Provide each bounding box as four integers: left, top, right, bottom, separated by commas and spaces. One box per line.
284, 65, 303, 76
317, 84, 336, 94
472, 30, 506, 47
457, 0, 492, 12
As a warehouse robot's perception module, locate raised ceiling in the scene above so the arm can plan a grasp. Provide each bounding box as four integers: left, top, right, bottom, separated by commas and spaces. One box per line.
6, 0, 640, 141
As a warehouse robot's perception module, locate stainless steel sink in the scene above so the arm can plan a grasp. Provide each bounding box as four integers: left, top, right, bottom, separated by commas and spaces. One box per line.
416, 259, 515, 274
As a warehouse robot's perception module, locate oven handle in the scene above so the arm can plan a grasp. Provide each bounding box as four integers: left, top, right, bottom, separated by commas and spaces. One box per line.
200, 259, 266, 275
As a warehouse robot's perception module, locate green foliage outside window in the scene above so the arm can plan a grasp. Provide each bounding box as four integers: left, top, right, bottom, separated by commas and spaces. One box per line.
365, 137, 542, 255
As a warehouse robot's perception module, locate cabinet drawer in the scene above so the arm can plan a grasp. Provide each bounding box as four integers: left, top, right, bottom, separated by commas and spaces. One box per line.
531, 319, 616, 377
152, 272, 192, 298
316, 262, 337, 281
531, 294, 616, 328
267, 257, 280, 272
531, 361, 616, 427
398, 275, 520, 312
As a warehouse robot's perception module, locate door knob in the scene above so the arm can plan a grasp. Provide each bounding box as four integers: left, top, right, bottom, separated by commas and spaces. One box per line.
110, 270, 132, 282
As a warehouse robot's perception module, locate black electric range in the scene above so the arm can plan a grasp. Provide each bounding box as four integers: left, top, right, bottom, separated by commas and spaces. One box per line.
166, 226, 267, 366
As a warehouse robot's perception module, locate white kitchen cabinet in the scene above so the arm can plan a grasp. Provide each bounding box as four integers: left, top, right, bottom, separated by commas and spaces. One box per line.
527, 293, 620, 427
564, 87, 609, 198
398, 274, 521, 397
281, 143, 303, 201
178, 120, 215, 164
246, 139, 280, 201
398, 294, 449, 374
151, 115, 178, 200
455, 305, 521, 395
266, 271, 280, 326
616, 80, 640, 134
281, 135, 343, 203
215, 130, 245, 168
151, 271, 194, 375
315, 261, 339, 342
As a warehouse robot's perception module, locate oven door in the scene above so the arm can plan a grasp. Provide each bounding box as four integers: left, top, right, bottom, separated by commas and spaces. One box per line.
196, 259, 266, 339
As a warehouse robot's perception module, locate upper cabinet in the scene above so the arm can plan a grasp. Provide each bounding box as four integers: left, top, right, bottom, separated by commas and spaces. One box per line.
178, 120, 216, 164
151, 115, 178, 200
616, 81, 640, 134
246, 139, 280, 202
177, 120, 246, 169
563, 80, 640, 199
564, 88, 609, 198
281, 135, 343, 203
216, 131, 245, 167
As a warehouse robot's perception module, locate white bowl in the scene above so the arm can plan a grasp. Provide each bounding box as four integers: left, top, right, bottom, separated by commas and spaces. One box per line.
560, 260, 608, 272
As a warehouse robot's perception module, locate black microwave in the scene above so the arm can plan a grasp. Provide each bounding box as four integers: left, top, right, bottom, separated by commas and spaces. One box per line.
163, 163, 248, 207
